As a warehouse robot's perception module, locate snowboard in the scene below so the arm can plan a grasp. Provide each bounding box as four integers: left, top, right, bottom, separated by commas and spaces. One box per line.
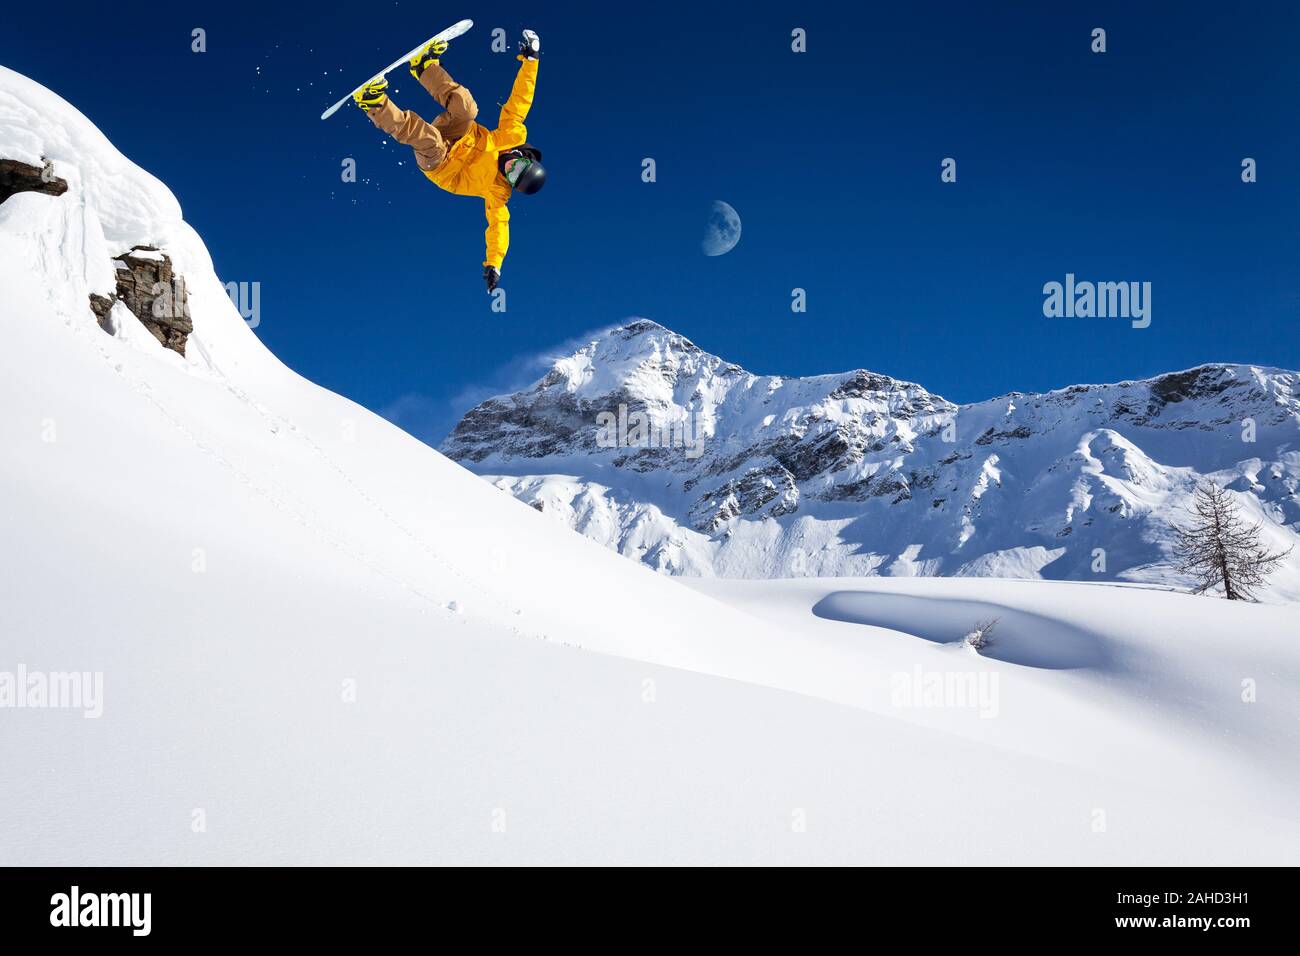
320, 19, 474, 120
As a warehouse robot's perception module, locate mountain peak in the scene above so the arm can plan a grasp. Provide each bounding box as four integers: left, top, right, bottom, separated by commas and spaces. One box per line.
442, 321, 1300, 596
588, 318, 707, 362
611, 317, 672, 338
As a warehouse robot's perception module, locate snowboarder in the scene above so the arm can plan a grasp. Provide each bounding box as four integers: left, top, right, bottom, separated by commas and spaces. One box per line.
353, 29, 545, 292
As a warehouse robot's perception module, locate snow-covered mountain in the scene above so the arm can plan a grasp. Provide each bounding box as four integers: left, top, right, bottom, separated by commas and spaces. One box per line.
4, 64, 1300, 865
443, 320, 1300, 600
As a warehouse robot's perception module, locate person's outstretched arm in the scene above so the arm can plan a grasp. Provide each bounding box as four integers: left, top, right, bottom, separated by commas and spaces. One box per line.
494, 57, 538, 150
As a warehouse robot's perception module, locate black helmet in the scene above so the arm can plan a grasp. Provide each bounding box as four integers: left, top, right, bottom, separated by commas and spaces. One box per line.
501, 146, 546, 195
513, 161, 546, 194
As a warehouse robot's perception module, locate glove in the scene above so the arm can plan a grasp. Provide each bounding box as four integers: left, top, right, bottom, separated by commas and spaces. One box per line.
484, 265, 500, 292
519, 29, 540, 60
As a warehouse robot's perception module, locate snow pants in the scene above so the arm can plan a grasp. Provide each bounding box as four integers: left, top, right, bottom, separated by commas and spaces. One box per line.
366, 63, 478, 171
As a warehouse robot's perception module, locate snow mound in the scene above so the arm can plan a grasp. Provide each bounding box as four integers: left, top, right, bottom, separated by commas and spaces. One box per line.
812, 590, 1107, 670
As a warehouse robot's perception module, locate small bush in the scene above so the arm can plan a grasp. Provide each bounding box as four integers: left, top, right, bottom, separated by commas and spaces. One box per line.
963, 617, 999, 651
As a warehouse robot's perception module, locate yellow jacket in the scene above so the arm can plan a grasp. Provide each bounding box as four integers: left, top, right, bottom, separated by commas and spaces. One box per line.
424, 57, 538, 270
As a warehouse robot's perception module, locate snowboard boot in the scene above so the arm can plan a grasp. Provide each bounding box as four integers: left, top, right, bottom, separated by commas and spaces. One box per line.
352, 76, 388, 112
409, 37, 450, 80
518, 29, 540, 60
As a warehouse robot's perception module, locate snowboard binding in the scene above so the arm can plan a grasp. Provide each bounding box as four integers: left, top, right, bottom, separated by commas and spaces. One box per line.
409, 37, 450, 79
352, 76, 388, 112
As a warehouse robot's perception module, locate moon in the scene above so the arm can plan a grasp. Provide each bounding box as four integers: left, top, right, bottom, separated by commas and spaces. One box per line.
702, 200, 741, 257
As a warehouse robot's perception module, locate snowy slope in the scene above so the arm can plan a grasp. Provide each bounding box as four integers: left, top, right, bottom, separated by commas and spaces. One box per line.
0, 67, 784, 672
2, 65, 1298, 865
443, 321, 1300, 600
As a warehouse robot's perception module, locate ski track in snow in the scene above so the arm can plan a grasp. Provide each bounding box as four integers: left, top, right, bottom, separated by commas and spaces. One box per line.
101, 307, 541, 634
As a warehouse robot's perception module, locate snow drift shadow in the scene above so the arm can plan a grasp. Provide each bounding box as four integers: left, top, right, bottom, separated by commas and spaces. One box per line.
812, 590, 1109, 670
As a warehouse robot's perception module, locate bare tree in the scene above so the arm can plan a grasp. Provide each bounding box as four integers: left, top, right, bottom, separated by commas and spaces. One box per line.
1171, 482, 1292, 600
963, 617, 999, 651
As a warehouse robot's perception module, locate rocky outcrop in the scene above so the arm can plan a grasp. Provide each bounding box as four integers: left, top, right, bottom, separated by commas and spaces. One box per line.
0, 160, 190, 354
690, 464, 799, 531
775, 426, 869, 480
88, 293, 115, 333
0, 158, 68, 204
975, 425, 1033, 445
89, 246, 193, 355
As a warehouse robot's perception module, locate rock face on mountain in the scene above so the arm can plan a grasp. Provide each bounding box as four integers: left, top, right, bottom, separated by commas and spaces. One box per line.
93, 246, 192, 354
0, 158, 68, 203
442, 321, 1300, 599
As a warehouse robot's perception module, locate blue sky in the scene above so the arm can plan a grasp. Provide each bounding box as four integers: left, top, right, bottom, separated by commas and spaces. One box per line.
4, 1, 1298, 442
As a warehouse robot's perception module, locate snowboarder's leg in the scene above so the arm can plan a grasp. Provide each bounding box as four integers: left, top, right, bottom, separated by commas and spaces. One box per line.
407, 34, 478, 144
417, 62, 479, 144
365, 98, 449, 171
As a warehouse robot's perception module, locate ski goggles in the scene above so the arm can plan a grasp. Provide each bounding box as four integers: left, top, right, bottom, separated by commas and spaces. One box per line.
503, 156, 534, 186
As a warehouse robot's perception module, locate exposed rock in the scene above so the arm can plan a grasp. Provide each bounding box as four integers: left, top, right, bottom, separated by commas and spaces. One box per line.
690, 464, 799, 532
816, 476, 874, 501
775, 426, 867, 481
88, 294, 115, 333
830, 370, 899, 399
89, 246, 193, 355
974, 425, 1033, 445
1150, 367, 1237, 406
0, 158, 68, 204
